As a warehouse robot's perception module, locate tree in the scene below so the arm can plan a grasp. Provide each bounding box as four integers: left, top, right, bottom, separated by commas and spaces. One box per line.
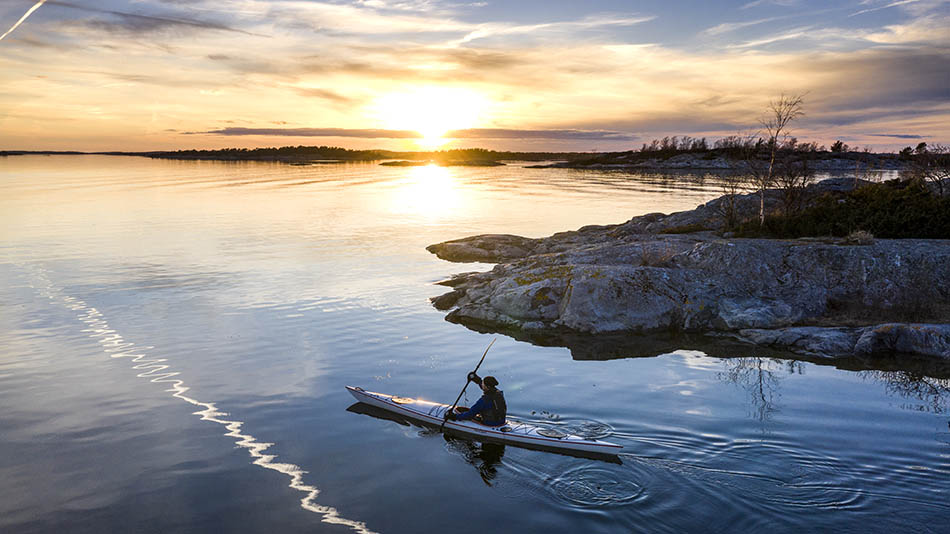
909, 143, 950, 196
830, 140, 849, 153
717, 170, 749, 231
773, 149, 815, 216
752, 94, 805, 226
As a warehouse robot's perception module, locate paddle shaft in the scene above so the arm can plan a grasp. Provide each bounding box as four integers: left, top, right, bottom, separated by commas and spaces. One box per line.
439, 338, 496, 432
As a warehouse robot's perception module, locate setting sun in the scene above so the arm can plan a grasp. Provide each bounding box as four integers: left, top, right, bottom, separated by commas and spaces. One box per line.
370, 87, 488, 146
4, 1, 950, 533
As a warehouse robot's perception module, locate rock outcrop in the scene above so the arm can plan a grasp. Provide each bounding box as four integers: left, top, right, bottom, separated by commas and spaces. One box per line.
427, 182, 950, 360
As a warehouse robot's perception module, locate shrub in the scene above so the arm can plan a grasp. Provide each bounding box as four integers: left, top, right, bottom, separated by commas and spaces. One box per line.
735, 180, 950, 238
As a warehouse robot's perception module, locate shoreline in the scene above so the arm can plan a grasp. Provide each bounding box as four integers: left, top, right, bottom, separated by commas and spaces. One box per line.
427, 178, 949, 361
1, 149, 910, 172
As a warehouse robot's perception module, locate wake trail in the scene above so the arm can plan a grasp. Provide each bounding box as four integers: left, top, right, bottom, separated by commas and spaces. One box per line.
22, 263, 377, 534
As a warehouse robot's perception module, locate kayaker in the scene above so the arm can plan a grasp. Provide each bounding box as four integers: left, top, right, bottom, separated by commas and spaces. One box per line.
444, 373, 507, 426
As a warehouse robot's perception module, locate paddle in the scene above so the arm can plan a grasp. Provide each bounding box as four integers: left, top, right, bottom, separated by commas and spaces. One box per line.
440, 338, 496, 432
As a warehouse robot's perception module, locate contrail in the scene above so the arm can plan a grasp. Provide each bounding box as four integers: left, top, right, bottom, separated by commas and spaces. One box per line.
0, 0, 47, 41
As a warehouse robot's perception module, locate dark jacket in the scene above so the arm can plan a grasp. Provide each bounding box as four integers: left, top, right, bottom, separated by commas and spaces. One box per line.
457, 390, 507, 426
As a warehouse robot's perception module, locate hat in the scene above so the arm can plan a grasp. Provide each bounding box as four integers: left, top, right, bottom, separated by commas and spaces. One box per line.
483, 376, 499, 388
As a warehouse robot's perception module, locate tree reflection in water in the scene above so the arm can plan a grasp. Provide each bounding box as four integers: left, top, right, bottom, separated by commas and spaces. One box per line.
720, 356, 950, 430
859, 370, 950, 414
719, 357, 804, 424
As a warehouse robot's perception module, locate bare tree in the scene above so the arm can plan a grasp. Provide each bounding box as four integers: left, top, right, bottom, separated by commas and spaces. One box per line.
773, 153, 815, 216
909, 143, 950, 196
752, 94, 805, 225
717, 170, 750, 231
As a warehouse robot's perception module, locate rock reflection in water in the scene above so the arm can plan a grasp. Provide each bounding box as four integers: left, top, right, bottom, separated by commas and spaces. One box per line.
465, 320, 950, 426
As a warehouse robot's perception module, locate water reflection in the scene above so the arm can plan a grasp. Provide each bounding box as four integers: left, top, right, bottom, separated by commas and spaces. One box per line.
387, 164, 462, 219
719, 357, 803, 423
469, 323, 950, 422
347, 401, 623, 465
443, 437, 505, 486
25, 264, 376, 534
346, 401, 505, 485
860, 370, 950, 414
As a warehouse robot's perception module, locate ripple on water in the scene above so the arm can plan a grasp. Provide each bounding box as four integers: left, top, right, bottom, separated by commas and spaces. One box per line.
546, 464, 646, 508
562, 419, 615, 440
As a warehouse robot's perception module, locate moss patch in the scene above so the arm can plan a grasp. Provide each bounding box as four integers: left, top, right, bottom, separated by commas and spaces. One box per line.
514, 265, 574, 286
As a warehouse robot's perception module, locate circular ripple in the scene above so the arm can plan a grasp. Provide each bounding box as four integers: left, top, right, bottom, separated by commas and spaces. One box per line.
548, 465, 645, 507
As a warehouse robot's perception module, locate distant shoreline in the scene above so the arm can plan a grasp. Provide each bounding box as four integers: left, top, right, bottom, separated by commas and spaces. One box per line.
0, 147, 910, 171
0, 147, 588, 165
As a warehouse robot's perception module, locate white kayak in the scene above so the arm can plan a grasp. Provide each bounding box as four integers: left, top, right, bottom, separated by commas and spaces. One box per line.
346, 386, 623, 456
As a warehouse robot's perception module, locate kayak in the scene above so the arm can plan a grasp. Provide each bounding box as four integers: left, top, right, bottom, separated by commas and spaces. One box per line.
346, 386, 623, 456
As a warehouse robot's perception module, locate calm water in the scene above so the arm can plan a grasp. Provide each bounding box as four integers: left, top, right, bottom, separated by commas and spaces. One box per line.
1, 155, 946, 534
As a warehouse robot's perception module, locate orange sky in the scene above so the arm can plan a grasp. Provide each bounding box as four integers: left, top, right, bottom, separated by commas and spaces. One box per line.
1, 0, 948, 152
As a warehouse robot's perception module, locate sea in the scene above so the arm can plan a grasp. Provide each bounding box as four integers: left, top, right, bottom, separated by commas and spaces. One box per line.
1, 155, 946, 533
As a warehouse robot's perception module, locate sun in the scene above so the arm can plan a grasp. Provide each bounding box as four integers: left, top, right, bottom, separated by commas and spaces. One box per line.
371, 87, 487, 147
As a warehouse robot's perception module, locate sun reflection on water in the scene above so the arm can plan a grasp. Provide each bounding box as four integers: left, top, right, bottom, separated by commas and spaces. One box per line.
387, 164, 463, 220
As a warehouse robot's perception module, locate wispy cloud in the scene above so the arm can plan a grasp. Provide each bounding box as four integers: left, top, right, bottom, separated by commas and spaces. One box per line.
448, 128, 637, 140
48, 0, 258, 36
293, 87, 358, 104
850, 0, 921, 17
703, 16, 782, 36
864, 14, 950, 44
3, 0, 949, 151
729, 25, 813, 48
741, 0, 800, 9
196, 127, 423, 138
196, 126, 637, 140
454, 13, 655, 45
865, 133, 925, 139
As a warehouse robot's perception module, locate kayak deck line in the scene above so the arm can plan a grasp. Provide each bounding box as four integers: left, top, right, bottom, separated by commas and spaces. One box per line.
346, 386, 623, 456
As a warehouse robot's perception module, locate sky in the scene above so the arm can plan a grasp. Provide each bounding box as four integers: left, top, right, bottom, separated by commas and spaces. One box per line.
0, 0, 948, 152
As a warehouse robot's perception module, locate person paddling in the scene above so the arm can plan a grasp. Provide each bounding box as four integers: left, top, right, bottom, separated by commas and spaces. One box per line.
444, 373, 507, 426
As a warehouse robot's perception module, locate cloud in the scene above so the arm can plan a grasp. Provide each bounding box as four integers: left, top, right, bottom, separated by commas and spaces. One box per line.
741, 0, 800, 8
453, 13, 655, 45
864, 14, 950, 44
850, 0, 921, 17
293, 87, 357, 104
799, 49, 950, 112
865, 133, 925, 139
195, 126, 637, 140
729, 25, 814, 48
196, 127, 423, 138
264, 1, 470, 36
47, 0, 257, 36
702, 16, 782, 36
447, 128, 637, 140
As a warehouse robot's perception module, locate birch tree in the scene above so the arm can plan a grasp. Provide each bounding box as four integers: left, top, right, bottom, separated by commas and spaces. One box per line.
752, 94, 805, 226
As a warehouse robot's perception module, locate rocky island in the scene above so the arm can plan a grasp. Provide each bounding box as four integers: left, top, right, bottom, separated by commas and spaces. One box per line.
428, 179, 950, 360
